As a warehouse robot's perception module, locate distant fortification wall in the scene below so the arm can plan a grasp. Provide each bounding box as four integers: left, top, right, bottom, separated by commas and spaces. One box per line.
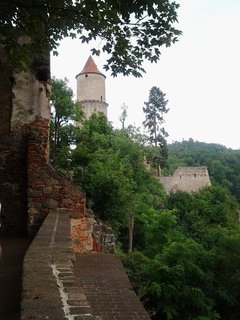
159, 166, 211, 194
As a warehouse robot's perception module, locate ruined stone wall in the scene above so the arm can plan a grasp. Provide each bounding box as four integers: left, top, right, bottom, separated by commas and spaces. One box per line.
0, 42, 51, 235
159, 166, 211, 194
27, 117, 86, 234
71, 211, 115, 254
0, 130, 28, 234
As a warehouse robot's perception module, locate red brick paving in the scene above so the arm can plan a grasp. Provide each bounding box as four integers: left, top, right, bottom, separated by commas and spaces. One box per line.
73, 253, 150, 320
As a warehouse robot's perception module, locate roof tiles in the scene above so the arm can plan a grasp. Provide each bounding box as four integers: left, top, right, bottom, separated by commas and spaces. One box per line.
78, 56, 105, 77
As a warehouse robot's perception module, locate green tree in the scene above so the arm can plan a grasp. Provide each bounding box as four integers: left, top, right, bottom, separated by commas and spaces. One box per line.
71, 114, 136, 227
143, 86, 169, 174
0, 1, 181, 77
121, 184, 240, 319
70, 113, 167, 252
119, 103, 128, 130
50, 78, 83, 168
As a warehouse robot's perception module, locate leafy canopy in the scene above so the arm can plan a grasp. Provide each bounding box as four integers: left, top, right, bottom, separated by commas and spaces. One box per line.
50, 78, 83, 169
0, 0, 181, 76
123, 186, 240, 320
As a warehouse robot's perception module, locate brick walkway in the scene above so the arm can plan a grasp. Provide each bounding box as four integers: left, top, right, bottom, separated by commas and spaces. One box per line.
21, 211, 150, 320
73, 253, 150, 320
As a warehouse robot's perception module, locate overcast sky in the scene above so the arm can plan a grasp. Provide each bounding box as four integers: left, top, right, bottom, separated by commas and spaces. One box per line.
51, 0, 240, 150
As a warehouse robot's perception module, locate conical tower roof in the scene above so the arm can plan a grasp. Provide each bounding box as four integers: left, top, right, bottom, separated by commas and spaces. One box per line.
76, 56, 105, 78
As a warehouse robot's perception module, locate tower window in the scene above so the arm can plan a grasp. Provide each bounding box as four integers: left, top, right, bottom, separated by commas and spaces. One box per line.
101, 96, 102, 101
85, 74, 88, 78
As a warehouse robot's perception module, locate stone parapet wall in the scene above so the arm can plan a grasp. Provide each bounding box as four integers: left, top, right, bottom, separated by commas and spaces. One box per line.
21, 210, 149, 320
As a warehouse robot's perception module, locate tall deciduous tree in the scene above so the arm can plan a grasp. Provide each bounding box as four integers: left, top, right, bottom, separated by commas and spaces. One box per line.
50, 78, 83, 168
119, 103, 128, 130
143, 86, 169, 174
0, 1, 181, 77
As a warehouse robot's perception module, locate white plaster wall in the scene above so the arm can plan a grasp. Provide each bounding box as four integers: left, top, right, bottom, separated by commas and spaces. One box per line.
11, 69, 50, 126
76, 73, 106, 102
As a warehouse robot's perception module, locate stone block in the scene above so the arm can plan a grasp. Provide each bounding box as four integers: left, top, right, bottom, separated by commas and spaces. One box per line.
43, 199, 58, 208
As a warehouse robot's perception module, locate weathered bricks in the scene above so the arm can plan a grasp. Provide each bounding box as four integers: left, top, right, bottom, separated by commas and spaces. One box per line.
27, 117, 86, 234
21, 210, 150, 319
21, 210, 97, 320
73, 253, 151, 319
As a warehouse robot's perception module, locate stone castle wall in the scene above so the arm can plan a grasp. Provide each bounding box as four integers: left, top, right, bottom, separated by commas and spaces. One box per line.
159, 166, 211, 194
81, 100, 108, 118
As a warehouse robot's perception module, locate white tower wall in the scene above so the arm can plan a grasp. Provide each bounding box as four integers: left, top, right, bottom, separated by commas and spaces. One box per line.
77, 73, 106, 102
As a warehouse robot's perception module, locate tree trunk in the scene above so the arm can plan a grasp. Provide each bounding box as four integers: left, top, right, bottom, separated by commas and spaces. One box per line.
128, 215, 134, 253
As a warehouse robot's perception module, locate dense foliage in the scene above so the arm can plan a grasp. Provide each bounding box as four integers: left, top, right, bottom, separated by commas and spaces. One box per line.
50, 80, 240, 320
0, 0, 181, 76
122, 186, 240, 320
50, 78, 83, 168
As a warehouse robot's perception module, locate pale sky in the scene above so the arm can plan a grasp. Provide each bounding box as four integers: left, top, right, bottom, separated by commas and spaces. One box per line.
51, 0, 240, 150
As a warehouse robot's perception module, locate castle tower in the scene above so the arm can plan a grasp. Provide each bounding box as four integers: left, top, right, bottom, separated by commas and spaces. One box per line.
76, 56, 108, 119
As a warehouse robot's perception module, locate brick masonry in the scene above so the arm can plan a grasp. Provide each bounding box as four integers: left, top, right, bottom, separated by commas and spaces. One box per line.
27, 117, 86, 235
21, 210, 150, 320
71, 212, 115, 254
0, 126, 28, 234
21, 210, 96, 320
73, 253, 151, 320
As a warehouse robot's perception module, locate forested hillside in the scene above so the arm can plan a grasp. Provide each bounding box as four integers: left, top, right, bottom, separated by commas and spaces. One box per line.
165, 139, 240, 202
50, 79, 240, 320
